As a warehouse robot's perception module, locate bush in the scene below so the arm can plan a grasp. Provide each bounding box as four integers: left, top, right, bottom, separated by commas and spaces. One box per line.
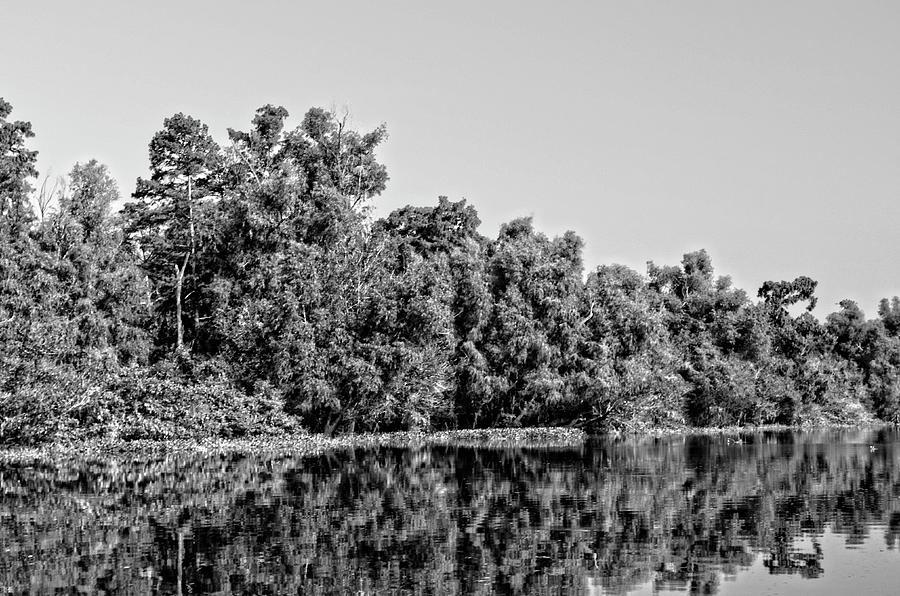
683, 356, 774, 427
0, 358, 303, 446
0, 369, 117, 445
110, 363, 303, 440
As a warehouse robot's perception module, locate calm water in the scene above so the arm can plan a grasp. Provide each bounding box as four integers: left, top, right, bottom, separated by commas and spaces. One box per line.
1, 428, 899, 595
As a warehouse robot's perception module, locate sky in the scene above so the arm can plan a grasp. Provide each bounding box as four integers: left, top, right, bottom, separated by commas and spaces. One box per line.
2, 0, 899, 317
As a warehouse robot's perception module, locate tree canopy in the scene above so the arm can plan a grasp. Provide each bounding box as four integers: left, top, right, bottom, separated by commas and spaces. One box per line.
1, 97, 897, 445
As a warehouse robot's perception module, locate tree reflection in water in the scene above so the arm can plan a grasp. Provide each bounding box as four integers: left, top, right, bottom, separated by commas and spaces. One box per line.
1, 428, 898, 595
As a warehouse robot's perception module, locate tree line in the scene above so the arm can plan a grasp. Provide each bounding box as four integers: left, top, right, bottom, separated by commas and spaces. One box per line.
1, 97, 898, 443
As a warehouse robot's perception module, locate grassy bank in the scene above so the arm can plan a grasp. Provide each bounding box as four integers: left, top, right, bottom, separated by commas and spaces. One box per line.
3, 421, 896, 465
0, 427, 589, 464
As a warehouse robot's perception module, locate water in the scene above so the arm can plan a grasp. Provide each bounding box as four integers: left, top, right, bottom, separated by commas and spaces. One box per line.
1, 428, 898, 595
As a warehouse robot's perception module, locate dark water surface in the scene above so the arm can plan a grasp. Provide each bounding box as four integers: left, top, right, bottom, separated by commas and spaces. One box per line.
1, 428, 899, 595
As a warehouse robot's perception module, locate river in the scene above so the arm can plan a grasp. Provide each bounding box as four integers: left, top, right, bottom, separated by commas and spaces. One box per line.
1, 427, 898, 594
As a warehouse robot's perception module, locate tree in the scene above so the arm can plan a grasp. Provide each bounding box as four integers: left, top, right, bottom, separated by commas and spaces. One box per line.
878, 296, 900, 336
221, 105, 389, 256
0, 98, 38, 239
124, 113, 222, 353
212, 106, 413, 432
579, 264, 685, 430
827, 300, 900, 422
458, 219, 588, 427
378, 197, 491, 427
1, 154, 150, 444
758, 276, 818, 313
62, 160, 118, 239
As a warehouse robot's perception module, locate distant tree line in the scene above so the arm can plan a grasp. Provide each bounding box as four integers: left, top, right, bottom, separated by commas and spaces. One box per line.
1, 98, 898, 443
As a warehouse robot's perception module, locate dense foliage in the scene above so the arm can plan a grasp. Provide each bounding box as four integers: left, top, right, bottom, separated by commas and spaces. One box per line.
1, 97, 898, 443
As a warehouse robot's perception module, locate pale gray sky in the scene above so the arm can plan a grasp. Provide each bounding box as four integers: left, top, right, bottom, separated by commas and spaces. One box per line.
2, 0, 899, 317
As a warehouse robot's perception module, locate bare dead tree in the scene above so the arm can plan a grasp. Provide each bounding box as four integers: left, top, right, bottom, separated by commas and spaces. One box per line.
35, 172, 66, 221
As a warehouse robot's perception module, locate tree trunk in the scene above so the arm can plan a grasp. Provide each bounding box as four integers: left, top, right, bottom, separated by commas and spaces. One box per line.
187, 176, 199, 343
174, 253, 188, 352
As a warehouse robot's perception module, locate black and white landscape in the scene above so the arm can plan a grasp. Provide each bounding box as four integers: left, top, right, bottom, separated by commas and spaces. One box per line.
1, 2, 898, 594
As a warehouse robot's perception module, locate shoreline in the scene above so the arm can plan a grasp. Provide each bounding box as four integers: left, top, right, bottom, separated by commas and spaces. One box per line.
0, 423, 895, 463
606, 421, 895, 438
0, 427, 587, 463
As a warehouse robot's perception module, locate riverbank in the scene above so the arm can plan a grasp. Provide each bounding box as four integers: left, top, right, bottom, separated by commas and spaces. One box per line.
0, 427, 588, 463
610, 420, 896, 438
3, 422, 896, 465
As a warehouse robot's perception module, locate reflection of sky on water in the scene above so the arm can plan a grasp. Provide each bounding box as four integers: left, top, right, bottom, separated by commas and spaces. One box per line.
611, 527, 899, 596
